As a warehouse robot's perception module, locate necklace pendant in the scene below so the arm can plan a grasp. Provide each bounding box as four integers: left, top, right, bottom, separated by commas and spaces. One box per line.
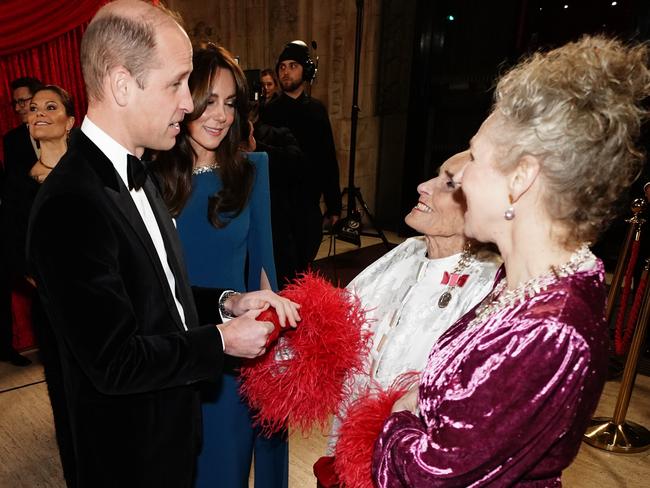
438, 291, 452, 308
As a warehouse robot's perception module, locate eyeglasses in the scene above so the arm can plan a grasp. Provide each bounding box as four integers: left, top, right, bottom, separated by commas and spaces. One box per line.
12, 97, 32, 107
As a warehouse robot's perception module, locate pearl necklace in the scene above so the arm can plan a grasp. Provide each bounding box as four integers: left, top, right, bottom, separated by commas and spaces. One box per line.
192, 162, 220, 175
468, 243, 593, 328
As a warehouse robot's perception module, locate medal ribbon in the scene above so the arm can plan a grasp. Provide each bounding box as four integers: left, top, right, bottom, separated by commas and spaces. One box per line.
441, 271, 470, 287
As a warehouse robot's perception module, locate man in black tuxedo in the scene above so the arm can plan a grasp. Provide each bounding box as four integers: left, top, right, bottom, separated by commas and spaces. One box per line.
26, 2, 299, 487
0, 76, 42, 367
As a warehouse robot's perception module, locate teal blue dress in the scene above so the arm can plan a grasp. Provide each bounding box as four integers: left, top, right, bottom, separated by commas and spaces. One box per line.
176, 152, 288, 488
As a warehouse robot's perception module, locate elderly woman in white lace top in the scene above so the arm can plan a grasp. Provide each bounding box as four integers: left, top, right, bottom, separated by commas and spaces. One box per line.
327, 150, 501, 451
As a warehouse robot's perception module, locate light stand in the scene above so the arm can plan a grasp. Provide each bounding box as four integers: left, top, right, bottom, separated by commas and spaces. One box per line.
334, 0, 391, 250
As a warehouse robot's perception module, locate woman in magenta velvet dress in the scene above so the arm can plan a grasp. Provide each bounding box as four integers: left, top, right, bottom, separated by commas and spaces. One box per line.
373, 36, 650, 487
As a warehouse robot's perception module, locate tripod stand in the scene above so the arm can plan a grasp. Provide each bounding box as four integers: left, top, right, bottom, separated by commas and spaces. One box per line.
336, 187, 391, 248
333, 0, 391, 251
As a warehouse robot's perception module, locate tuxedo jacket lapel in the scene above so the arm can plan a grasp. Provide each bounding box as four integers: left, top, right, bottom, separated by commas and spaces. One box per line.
103, 180, 188, 332
143, 177, 199, 329
74, 131, 188, 332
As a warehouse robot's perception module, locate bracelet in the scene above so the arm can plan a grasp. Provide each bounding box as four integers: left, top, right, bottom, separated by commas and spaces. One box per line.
219, 290, 240, 319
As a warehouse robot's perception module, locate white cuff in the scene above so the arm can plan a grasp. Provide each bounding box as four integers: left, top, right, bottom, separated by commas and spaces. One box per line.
216, 325, 225, 352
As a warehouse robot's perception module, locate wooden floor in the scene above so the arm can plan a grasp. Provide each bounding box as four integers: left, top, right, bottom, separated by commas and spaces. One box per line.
1, 233, 649, 487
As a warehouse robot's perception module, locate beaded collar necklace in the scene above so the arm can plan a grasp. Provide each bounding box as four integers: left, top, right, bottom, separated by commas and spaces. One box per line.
468, 243, 593, 328
192, 162, 220, 175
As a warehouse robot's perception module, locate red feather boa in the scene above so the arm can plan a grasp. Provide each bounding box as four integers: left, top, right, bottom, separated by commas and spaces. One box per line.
333, 373, 419, 488
239, 272, 371, 435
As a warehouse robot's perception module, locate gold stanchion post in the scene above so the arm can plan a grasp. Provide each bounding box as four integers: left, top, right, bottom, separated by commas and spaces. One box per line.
605, 199, 645, 321
583, 197, 650, 453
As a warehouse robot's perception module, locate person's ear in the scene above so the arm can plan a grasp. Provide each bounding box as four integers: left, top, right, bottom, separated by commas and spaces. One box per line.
508, 154, 540, 203
65, 116, 75, 133
108, 66, 132, 107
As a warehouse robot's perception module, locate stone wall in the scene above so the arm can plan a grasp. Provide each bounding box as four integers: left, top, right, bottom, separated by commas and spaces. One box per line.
167, 0, 382, 216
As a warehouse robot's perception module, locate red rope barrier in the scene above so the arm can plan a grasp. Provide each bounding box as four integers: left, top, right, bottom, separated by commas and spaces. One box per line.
616, 269, 648, 356
614, 238, 641, 355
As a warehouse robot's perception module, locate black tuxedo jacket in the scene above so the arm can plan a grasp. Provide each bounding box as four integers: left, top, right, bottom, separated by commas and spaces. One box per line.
1, 124, 37, 264
2, 123, 37, 175
27, 130, 225, 487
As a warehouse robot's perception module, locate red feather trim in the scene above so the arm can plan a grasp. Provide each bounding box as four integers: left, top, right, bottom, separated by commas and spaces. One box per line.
334, 373, 419, 488
239, 271, 371, 435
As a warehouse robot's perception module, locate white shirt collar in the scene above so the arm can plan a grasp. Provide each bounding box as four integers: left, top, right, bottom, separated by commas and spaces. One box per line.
81, 116, 133, 188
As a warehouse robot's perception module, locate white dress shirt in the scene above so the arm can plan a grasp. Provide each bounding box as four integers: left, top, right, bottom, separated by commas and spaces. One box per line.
81, 117, 188, 330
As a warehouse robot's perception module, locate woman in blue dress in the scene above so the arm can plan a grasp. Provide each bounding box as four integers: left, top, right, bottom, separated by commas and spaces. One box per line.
154, 44, 287, 488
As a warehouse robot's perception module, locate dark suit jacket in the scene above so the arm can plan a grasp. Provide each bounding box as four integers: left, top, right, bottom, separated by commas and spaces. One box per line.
27, 130, 226, 487
260, 92, 342, 217
2, 123, 37, 177
1, 123, 37, 267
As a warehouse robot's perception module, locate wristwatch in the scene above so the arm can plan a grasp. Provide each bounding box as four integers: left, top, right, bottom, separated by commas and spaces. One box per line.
219, 290, 240, 319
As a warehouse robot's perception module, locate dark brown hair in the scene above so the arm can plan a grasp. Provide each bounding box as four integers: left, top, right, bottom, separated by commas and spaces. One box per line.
154, 44, 254, 228
10, 77, 43, 94
31, 85, 75, 116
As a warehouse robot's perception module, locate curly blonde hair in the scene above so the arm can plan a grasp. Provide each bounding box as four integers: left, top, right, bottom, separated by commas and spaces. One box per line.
491, 35, 650, 245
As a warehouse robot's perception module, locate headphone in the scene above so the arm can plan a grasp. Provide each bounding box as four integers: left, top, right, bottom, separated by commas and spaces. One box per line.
276, 40, 318, 83
301, 45, 317, 83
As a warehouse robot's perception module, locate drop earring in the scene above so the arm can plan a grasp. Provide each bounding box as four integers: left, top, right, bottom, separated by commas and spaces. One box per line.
504, 195, 515, 220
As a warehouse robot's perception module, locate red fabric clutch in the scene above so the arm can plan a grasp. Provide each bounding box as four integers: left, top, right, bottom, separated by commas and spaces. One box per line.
313, 456, 340, 488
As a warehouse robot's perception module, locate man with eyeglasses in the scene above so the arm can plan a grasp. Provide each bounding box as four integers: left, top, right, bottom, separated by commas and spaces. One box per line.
4, 77, 43, 167
0, 76, 42, 367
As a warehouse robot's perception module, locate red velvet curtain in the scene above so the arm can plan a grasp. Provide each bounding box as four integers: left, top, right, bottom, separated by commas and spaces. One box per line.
0, 0, 106, 55
0, 0, 107, 159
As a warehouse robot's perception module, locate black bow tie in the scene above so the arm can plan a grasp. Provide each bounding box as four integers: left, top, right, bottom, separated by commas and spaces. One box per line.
126, 154, 149, 191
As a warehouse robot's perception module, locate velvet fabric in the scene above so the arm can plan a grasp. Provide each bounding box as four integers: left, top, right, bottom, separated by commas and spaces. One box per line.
1, 123, 39, 350
2, 124, 39, 275
2, 124, 36, 171
0, 0, 104, 55
27, 130, 226, 487
373, 261, 609, 487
